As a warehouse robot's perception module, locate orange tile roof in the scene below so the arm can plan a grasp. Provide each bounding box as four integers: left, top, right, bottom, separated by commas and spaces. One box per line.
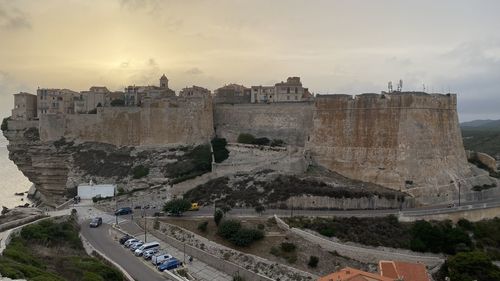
379, 261, 430, 281
318, 267, 394, 281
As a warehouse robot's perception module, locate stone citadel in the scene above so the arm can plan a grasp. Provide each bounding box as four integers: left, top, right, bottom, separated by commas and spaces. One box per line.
3, 74, 496, 205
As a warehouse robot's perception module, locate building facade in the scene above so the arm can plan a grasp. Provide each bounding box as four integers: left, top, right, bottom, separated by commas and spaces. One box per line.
179, 85, 211, 98
37, 88, 78, 115
124, 74, 175, 106
214, 84, 251, 104
12, 92, 37, 120
251, 77, 313, 103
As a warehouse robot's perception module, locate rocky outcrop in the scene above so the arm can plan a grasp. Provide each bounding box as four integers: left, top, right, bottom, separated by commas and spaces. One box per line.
306, 93, 496, 204
466, 150, 498, 172
3, 119, 212, 207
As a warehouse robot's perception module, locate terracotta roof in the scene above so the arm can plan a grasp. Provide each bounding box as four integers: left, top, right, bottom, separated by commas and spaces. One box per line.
379, 261, 430, 281
318, 267, 394, 281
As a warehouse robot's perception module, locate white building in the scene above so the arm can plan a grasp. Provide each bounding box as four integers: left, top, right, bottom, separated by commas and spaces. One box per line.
77, 183, 116, 199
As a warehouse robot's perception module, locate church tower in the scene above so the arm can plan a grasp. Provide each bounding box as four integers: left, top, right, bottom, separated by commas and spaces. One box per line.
160, 74, 168, 88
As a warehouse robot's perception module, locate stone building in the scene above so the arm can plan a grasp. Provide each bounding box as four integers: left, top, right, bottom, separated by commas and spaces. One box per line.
11, 92, 37, 120
74, 86, 109, 113
179, 85, 211, 98
214, 84, 251, 104
124, 74, 175, 106
37, 88, 78, 115
251, 77, 313, 103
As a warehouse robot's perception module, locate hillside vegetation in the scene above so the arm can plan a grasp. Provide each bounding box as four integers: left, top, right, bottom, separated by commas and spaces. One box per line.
0, 215, 124, 281
461, 119, 500, 159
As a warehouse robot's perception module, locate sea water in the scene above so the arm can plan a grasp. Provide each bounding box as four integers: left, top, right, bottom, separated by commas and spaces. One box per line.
0, 134, 32, 208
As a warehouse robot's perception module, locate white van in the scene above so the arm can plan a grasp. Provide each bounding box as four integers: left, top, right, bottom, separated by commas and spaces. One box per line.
134, 241, 160, 256
151, 253, 173, 266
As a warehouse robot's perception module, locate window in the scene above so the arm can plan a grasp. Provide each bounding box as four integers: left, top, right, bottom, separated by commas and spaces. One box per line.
287, 96, 290, 100
295, 87, 298, 93
287, 87, 290, 93
295, 96, 298, 100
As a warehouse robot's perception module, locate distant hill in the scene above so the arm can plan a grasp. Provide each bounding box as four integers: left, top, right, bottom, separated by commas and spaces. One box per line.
461, 119, 500, 130
461, 119, 500, 159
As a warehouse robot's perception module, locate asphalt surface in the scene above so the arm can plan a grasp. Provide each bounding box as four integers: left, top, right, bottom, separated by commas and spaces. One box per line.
80, 221, 171, 281
134, 196, 500, 219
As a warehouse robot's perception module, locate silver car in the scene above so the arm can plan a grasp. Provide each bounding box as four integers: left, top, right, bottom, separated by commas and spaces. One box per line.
124, 238, 139, 248
143, 249, 159, 260
130, 241, 144, 251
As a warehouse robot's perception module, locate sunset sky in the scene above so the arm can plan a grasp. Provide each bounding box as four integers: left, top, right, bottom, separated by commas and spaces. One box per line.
1, 0, 500, 121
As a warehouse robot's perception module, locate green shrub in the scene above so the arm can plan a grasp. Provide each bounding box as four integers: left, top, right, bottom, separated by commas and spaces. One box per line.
280, 242, 296, 252
218, 220, 241, 239
270, 246, 280, 256
214, 209, 224, 226
1, 117, 10, 131
252, 137, 270, 146
286, 255, 297, 264
257, 224, 265, 230
163, 199, 191, 214
254, 205, 265, 214
87, 108, 97, 114
229, 229, 259, 247
132, 165, 149, 179
237, 133, 255, 144
308, 256, 319, 268
198, 221, 208, 232
211, 138, 229, 163
446, 251, 500, 281
270, 139, 285, 147
319, 227, 335, 237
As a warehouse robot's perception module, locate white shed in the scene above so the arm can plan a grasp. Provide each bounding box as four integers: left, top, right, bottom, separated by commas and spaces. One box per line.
77, 183, 116, 199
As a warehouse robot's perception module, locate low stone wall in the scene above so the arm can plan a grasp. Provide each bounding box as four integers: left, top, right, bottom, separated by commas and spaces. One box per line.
138, 219, 316, 281
274, 216, 444, 268
282, 195, 415, 210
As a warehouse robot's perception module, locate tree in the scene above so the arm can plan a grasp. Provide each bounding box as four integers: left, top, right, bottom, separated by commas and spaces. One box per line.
308, 256, 319, 268
237, 133, 255, 144
446, 251, 500, 281
163, 199, 191, 215
217, 220, 241, 239
214, 209, 224, 226
211, 138, 229, 163
255, 205, 265, 215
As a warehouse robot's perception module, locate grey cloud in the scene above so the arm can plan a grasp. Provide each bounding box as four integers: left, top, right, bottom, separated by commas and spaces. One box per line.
185, 67, 203, 75
0, 5, 31, 30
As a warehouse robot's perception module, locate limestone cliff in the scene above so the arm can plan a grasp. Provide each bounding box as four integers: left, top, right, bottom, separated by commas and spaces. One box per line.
306, 93, 496, 203
3, 119, 213, 207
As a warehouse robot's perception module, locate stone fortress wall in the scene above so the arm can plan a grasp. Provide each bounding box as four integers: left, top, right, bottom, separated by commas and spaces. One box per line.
39, 96, 214, 146
213, 102, 314, 146
306, 92, 476, 194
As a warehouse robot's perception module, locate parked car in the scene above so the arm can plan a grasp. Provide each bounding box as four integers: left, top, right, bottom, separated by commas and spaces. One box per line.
119, 234, 133, 245
166, 211, 182, 217
124, 238, 140, 248
151, 253, 173, 266
89, 217, 103, 228
130, 242, 144, 251
143, 249, 160, 260
157, 258, 181, 272
115, 207, 133, 216
134, 241, 160, 256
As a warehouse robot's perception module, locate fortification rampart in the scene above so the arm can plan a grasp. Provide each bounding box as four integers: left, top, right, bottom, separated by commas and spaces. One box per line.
307, 92, 472, 193
213, 102, 314, 146
39, 97, 214, 146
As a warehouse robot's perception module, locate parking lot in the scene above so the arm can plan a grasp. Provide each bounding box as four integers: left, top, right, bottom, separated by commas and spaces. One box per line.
117, 220, 232, 281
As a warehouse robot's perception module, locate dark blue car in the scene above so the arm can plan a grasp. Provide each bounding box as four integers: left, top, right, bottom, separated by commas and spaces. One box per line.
157, 258, 181, 272
115, 207, 133, 216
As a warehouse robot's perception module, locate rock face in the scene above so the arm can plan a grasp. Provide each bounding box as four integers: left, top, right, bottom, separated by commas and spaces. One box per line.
3, 120, 212, 206
306, 93, 495, 203
4, 92, 495, 206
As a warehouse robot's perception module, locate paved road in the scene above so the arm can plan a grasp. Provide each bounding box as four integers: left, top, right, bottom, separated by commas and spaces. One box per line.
80, 221, 171, 281
133, 196, 500, 219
